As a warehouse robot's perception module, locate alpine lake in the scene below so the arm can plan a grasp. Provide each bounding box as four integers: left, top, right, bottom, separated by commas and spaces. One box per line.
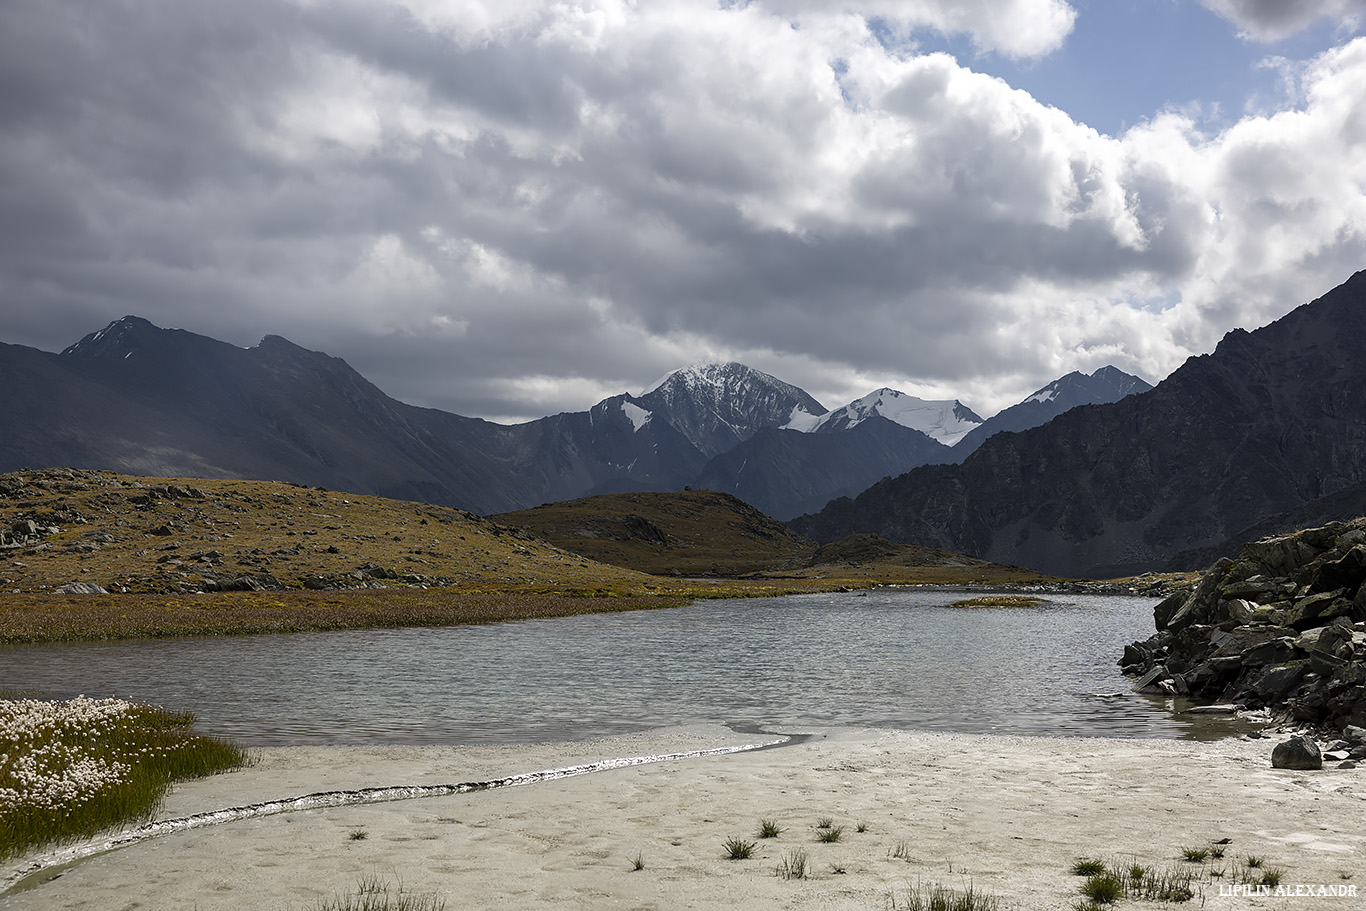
0, 588, 1257, 745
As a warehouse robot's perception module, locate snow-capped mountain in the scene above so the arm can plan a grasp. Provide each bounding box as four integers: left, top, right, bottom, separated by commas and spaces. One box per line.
4, 317, 1160, 528
789, 387, 984, 447
635, 363, 827, 457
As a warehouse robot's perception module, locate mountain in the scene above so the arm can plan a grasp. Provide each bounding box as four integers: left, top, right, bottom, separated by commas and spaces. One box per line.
798, 388, 983, 445
0, 321, 825, 513
952, 366, 1152, 457
690, 371, 1146, 521
693, 417, 952, 520
792, 270, 1366, 578
635, 363, 827, 456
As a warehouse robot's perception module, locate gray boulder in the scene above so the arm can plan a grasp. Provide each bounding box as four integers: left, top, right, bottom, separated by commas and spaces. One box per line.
1271, 735, 1323, 770
55, 582, 109, 594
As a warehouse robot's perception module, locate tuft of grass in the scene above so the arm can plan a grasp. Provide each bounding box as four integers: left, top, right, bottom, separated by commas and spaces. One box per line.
349, 830, 368, 841
1079, 873, 1124, 905
816, 826, 844, 844
1120, 862, 1195, 903
1244, 855, 1263, 869
891, 840, 914, 861
1181, 847, 1209, 863
757, 819, 782, 839
1209, 845, 1225, 860
1071, 859, 1106, 876
776, 848, 809, 880
1259, 869, 1283, 887
0, 695, 249, 862
888, 881, 1002, 911
816, 817, 834, 829
856, 821, 868, 833
313, 875, 445, 911
629, 853, 645, 872
723, 836, 756, 860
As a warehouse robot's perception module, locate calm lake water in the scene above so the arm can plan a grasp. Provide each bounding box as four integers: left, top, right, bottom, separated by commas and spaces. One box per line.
0, 589, 1230, 745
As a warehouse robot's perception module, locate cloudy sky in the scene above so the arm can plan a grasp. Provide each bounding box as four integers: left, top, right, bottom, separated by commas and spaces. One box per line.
3, 0, 1366, 422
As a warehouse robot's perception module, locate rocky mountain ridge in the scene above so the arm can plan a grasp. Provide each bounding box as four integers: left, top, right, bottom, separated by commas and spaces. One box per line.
793, 270, 1366, 577
2, 315, 1149, 524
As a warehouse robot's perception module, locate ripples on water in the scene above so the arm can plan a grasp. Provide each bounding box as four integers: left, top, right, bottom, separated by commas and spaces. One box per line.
0, 589, 1246, 744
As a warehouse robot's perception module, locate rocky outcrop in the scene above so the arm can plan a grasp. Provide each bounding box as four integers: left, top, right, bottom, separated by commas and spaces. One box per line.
1120, 520, 1366, 739
0, 518, 60, 549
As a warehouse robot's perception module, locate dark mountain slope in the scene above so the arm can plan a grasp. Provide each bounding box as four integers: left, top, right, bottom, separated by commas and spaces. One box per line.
693, 416, 952, 520
952, 366, 1152, 458
792, 270, 1366, 577
2, 318, 713, 512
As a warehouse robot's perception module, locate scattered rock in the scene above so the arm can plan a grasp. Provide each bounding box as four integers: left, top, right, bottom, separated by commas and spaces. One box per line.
55, 582, 110, 594
1271, 735, 1323, 770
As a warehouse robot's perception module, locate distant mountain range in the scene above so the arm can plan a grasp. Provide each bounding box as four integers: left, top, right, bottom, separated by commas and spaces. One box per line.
0, 317, 1149, 521
695, 366, 1150, 519
792, 270, 1366, 578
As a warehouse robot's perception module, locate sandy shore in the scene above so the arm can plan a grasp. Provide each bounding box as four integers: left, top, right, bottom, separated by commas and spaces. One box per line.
2, 724, 1362, 910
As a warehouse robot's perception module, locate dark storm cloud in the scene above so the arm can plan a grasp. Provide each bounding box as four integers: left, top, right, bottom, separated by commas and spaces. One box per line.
1201, 0, 1366, 40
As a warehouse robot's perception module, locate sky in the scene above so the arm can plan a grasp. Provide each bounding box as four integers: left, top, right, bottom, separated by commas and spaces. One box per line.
2, 0, 1366, 423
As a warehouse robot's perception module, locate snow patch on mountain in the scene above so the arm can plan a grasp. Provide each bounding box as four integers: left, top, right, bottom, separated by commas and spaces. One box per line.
1025, 386, 1061, 405
807, 388, 984, 446
780, 405, 824, 432
620, 401, 651, 432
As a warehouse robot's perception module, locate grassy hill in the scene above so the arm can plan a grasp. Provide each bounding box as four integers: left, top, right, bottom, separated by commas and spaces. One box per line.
1, 470, 1060, 644
493, 489, 816, 576
0, 467, 651, 595
492, 490, 1053, 585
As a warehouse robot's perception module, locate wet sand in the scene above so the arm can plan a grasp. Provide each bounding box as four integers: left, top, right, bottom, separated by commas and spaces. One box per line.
3, 724, 1362, 910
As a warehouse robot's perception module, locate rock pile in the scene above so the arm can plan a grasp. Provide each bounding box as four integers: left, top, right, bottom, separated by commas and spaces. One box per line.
1120, 519, 1366, 739
0, 518, 60, 550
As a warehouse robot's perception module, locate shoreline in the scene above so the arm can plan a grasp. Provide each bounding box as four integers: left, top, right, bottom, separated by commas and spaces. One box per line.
3, 724, 1362, 910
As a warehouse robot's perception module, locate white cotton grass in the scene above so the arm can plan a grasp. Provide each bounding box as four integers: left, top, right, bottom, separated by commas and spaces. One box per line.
0, 695, 248, 861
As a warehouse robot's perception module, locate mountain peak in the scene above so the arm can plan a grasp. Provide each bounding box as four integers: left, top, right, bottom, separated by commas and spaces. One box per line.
1021, 365, 1152, 407
635, 362, 827, 457
803, 388, 983, 446
642, 362, 762, 396
60, 316, 161, 359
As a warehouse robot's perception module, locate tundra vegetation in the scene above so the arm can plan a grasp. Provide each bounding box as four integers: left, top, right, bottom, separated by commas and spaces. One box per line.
0, 468, 1080, 644
0, 694, 248, 861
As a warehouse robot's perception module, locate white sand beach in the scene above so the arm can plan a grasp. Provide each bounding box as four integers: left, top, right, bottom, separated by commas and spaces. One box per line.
2, 724, 1362, 910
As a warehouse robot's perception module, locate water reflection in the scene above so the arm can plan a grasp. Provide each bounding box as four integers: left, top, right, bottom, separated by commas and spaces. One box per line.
0, 590, 1254, 745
